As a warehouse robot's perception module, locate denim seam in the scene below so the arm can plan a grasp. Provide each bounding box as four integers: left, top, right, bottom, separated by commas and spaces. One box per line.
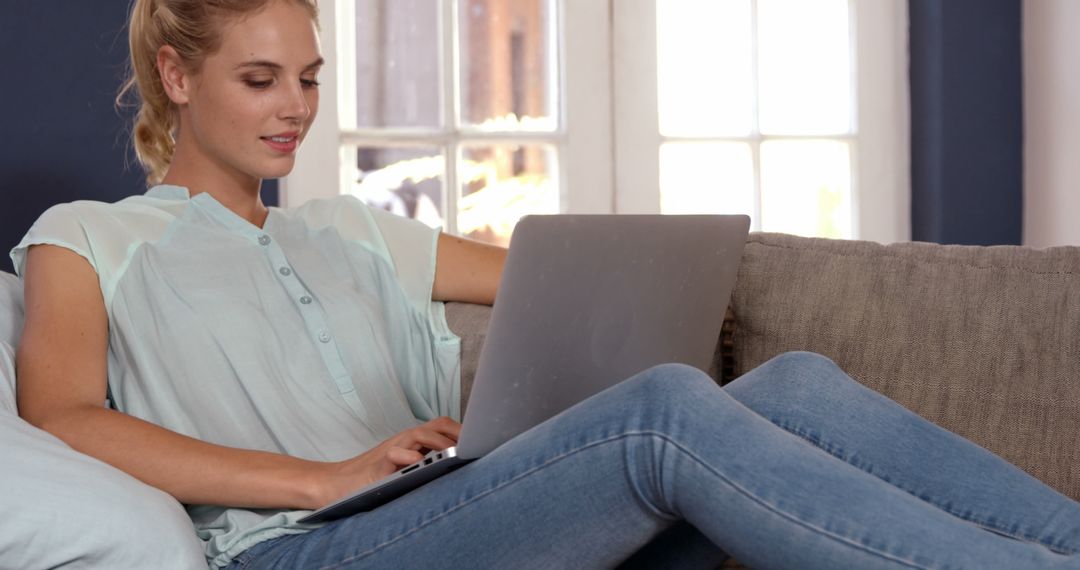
322, 431, 929, 570
771, 418, 1079, 557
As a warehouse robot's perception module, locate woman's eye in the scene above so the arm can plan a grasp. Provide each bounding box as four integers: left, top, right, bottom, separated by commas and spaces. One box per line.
301, 78, 321, 88
244, 78, 274, 89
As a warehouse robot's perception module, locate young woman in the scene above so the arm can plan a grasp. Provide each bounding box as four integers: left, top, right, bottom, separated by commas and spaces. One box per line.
13, 0, 1080, 568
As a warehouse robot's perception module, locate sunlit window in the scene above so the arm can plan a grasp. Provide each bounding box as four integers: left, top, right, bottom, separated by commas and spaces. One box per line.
657, 0, 854, 239
311, 0, 904, 243
344, 0, 560, 247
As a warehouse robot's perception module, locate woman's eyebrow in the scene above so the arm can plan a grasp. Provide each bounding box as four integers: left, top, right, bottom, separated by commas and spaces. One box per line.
234, 57, 325, 71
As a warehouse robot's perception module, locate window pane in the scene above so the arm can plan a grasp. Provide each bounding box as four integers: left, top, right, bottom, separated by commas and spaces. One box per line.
459, 144, 558, 246
760, 140, 851, 238
348, 146, 446, 229
657, 0, 754, 137
659, 142, 755, 217
459, 0, 558, 132
757, 0, 851, 135
355, 0, 441, 129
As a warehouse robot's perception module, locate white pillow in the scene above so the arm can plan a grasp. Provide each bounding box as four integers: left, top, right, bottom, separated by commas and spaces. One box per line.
0, 271, 22, 347
0, 342, 208, 569
0, 342, 15, 415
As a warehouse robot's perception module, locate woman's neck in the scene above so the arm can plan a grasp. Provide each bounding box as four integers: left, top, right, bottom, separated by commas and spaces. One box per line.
161, 146, 270, 228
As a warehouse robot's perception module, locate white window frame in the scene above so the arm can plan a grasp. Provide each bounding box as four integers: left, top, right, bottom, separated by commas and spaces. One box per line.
613, 0, 909, 243
283, 0, 615, 225
853, 0, 911, 243
287, 0, 908, 243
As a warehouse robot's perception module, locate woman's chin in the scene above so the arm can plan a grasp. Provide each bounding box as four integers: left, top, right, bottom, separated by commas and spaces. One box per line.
258, 159, 297, 181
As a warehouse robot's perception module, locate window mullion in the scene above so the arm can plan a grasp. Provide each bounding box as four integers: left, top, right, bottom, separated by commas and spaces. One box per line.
445, 141, 460, 235
442, 0, 459, 234
750, 0, 763, 232
750, 139, 763, 232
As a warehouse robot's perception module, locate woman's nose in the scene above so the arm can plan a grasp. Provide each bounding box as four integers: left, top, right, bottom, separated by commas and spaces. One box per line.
279, 81, 312, 122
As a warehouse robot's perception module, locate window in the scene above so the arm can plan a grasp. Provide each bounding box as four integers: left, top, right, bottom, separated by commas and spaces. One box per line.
287, 0, 613, 246
660, 0, 854, 237
614, 0, 910, 241
286, 0, 908, 243
342, 0, 563, 247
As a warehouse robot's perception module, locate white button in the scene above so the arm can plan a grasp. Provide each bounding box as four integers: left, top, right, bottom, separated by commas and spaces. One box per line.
258, 235, 271, 246
279, 267, 292, 276
318, 331, 331, 343
300, 295, 313, 305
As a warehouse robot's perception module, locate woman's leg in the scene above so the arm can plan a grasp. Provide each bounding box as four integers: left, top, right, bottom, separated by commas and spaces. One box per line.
723, 351, 1080, 556
230, 363, 1079, 570
617, 521, 729, 569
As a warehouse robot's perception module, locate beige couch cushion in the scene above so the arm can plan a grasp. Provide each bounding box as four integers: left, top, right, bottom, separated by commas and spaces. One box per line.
731, 233, 1080, 501
445, 302, 493, 413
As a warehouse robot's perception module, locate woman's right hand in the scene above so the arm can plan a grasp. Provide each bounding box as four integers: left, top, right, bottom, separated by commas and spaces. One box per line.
306, 416, 462, 510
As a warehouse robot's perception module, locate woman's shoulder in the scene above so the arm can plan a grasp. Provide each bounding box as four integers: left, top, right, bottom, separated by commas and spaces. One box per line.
12, 193, 186, 279
283, 194, 438, 260
286, 194, 435, 235
35, 192, 184, 229
283, 193, 366, 225
282, 194, 390, 245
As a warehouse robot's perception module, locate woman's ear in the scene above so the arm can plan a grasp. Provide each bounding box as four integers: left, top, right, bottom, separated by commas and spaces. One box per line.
157, 45, 191, 105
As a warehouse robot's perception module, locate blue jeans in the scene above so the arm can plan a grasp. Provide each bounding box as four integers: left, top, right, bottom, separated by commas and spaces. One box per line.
227, 352, 1080, 569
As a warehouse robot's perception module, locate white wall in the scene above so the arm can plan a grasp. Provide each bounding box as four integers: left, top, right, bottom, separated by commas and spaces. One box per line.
1023, 0, 1080, 247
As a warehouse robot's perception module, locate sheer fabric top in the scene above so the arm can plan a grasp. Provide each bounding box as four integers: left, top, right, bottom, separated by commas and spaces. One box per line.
11, 185, 461, 567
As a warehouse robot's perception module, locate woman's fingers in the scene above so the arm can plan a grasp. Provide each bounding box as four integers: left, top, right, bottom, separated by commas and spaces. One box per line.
375, 417, 465, 475
384, 446, 425, 468
427, 416, 462, 440
390, 418, 462, 452
389, 430, 455, 455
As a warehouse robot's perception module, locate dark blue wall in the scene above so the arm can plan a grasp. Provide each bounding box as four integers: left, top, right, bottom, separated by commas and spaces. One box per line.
909, 0, 1024, 245
1, 1, 277, 274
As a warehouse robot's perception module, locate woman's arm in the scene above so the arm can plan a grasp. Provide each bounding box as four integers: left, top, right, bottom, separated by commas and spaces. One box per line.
17, 245, 459, 510
432, 233, 507, 305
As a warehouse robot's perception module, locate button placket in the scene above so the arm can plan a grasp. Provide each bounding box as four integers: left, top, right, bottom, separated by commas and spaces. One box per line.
256, 233, 366, 418
265, 247, 313, 313
193, 197, 368, 420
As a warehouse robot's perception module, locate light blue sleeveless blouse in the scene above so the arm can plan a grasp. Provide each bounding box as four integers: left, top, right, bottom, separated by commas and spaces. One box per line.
11, 186, 461, 568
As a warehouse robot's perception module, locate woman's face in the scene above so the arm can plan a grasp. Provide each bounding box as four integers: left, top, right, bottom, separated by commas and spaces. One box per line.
178, 0, 322, 183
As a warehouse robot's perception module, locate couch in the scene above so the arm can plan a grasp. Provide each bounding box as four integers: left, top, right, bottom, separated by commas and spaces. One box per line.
447, 231, 1080, 567
2, 232, 1077, 568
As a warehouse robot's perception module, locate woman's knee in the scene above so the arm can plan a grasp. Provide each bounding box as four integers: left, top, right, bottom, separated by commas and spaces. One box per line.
619, 363, 720, 410
723, 351, 854, 408
634, 362, 716, 390
768, 351, 844, 380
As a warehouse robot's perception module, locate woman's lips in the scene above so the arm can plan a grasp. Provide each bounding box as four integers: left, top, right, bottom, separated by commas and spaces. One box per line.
261, 135, 298, 153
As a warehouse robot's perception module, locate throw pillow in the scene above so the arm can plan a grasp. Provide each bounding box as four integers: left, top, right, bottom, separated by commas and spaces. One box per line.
0, 342, 206, 569
0, 271, 22, 347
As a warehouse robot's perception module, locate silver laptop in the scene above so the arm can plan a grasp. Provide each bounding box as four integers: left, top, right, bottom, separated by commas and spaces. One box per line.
299, 214, 750, 524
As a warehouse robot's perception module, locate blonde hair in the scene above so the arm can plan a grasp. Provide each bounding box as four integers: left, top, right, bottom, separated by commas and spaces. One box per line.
117, 0, 318, 185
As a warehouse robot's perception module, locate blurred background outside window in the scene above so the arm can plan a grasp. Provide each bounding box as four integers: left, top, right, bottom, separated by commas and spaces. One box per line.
289, 0, 907, 245
656, 0, 854, 238
346, 0, 559, 247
